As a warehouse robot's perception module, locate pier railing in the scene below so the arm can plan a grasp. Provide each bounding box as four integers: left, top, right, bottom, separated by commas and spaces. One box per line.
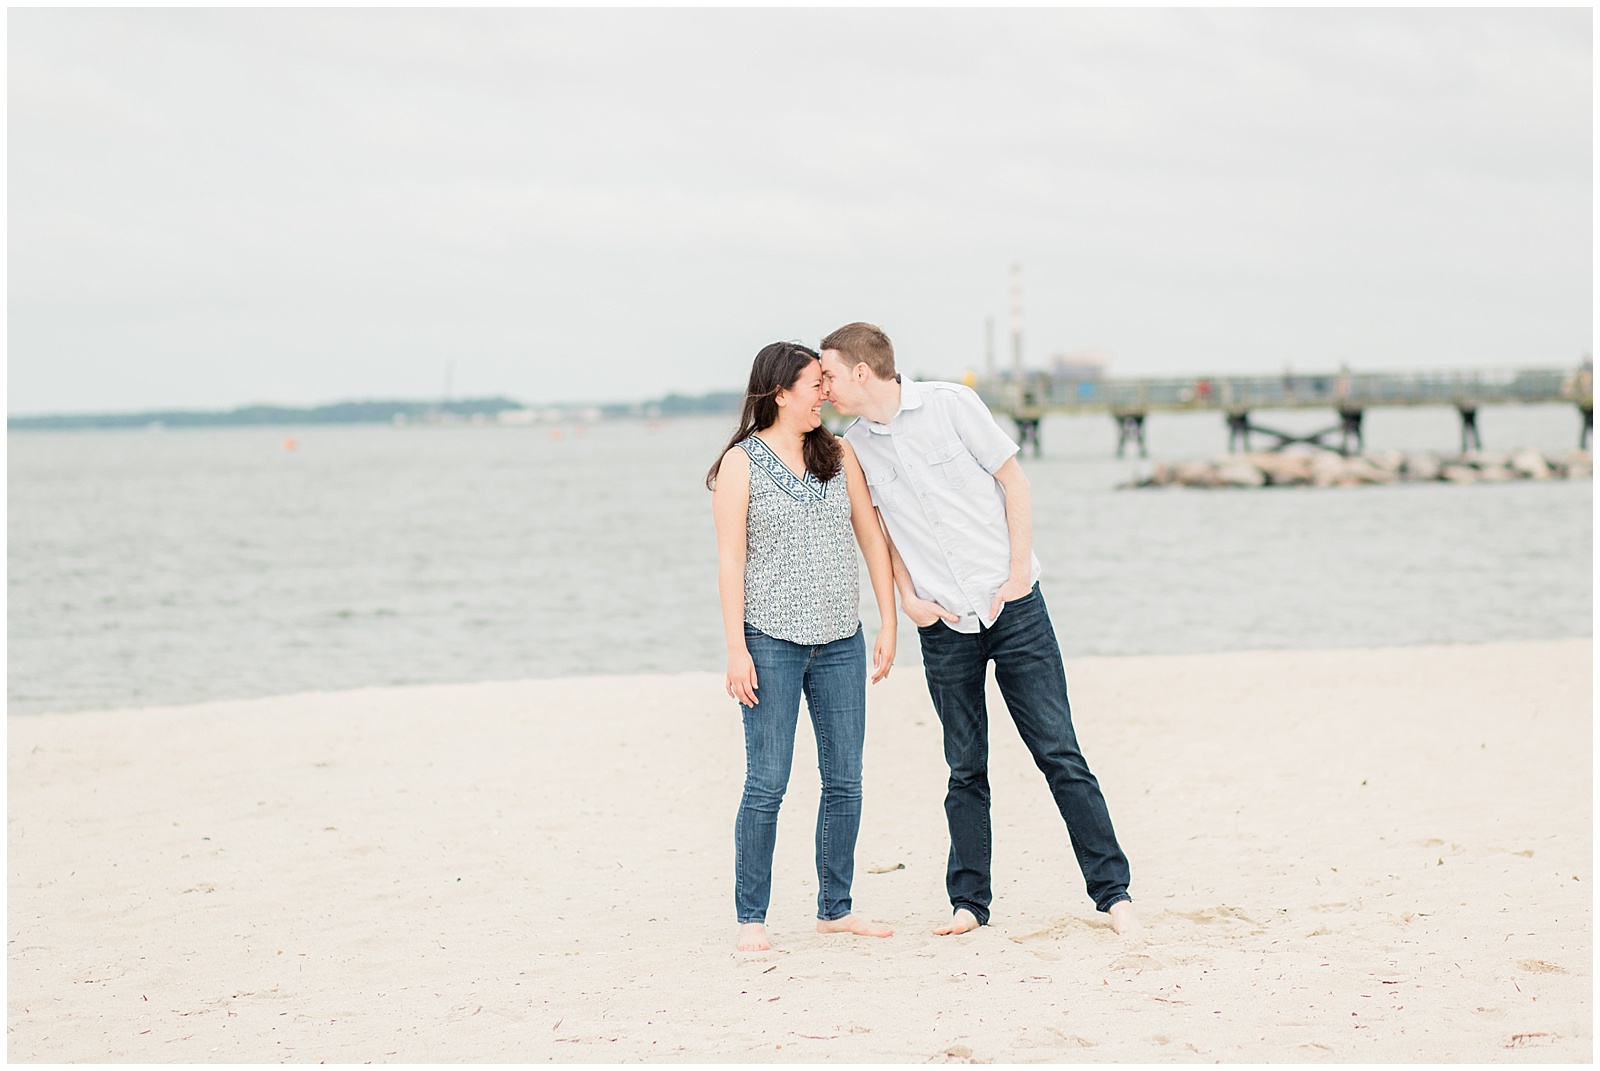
972, 365, 1593, 456
976, 367, 1591, 417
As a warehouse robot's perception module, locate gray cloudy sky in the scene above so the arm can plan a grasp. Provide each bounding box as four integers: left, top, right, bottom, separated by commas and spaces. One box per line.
8, 7, 1592, 414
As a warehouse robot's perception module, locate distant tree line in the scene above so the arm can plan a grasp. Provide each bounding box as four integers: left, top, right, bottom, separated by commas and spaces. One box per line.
647, 391, 744, 416
8, 390, 745, 431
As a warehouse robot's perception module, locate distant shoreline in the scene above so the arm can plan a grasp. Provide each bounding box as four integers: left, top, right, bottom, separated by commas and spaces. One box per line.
6, 390, 743, 431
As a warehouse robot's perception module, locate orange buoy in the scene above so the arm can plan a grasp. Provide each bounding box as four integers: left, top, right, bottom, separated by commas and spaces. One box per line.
549, 428, 564, 441
282, 437, 298, 451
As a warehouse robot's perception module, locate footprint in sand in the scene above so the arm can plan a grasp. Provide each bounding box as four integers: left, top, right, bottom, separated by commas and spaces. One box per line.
1108, 952, 1165, 972
932, 1043, 978, 1063
1044, 1029, 1096, 1049
1007, 916, 1102, 942
1517, 959, 1567, 974
1168, 905, 1263, 927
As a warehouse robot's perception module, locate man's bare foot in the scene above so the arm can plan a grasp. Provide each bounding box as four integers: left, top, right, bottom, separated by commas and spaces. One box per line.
932, 907, 981, 935
737, 922, 771, 951
816, 914, 893, 938
1107, 900, 1142, 935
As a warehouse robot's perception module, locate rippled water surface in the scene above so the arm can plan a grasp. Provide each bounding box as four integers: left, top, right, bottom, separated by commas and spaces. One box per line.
9, 404, 1591, 715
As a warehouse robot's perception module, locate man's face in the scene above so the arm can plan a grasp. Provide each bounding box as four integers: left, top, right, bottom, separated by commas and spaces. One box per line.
819, 350, 864, 416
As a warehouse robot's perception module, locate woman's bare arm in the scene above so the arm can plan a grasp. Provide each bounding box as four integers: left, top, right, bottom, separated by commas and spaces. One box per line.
711, 447, 758, 705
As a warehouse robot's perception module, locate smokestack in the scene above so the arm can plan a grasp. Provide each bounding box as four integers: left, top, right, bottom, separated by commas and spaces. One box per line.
1009, 263, 1024, 379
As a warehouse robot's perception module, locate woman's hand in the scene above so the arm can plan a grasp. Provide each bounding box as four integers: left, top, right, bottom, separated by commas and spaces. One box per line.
870, 627, 896, 683
902, 593, 960, 629
726, 648, 759, 707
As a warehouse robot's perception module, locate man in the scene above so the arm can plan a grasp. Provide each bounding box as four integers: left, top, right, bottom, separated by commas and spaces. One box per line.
818, 322, 1139, 936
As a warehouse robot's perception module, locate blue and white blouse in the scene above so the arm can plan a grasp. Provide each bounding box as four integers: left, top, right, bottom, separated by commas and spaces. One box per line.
737, 436, 859, 645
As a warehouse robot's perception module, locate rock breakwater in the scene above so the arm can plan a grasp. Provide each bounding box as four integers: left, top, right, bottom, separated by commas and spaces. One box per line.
1124, 448, 1593, 489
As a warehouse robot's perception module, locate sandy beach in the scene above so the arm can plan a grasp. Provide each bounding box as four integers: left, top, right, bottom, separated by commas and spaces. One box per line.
8, 638, 1590, 1062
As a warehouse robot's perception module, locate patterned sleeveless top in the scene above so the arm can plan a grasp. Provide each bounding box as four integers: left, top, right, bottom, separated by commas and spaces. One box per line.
737, 436, 859, 645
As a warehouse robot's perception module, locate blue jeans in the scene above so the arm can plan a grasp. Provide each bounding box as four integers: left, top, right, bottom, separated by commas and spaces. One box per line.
917, 583, 1130, 924
734, 624, 866, 924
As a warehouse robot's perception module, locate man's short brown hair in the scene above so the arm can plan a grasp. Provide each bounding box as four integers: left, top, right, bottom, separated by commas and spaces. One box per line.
820, 322, 896, 380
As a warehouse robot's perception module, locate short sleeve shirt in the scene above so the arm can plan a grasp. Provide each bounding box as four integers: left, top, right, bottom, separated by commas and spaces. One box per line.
841, 378, 1041, 633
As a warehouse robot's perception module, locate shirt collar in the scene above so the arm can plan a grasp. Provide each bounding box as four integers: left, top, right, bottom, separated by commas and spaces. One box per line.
865, 375, 921, 434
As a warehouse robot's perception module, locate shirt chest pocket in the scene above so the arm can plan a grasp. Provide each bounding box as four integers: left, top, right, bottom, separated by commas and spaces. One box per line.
865, 466, 904, 513
926, 440, 975, 489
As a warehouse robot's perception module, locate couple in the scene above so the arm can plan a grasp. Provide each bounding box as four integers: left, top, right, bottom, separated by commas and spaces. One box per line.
708, 322, 1138, 952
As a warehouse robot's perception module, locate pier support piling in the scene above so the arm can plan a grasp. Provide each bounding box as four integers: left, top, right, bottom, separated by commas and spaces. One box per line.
1222, 409, 1361, 455
1338, 408, 1365, 456
1226, 412, 1251, 453
1014, 417, 1042, 458
1581, 406, 1592, 450
1114, 414, 1147, 458
1458, 407, 1482, 453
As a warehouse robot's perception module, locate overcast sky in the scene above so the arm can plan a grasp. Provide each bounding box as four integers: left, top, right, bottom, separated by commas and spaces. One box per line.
8, 7, 1592, 414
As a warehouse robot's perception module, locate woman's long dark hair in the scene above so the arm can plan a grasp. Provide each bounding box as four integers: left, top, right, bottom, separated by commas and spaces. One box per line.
706, 341, 843, 490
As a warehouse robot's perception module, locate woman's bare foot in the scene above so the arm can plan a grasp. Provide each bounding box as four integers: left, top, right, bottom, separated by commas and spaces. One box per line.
932, 907, 981, 935
1107, 901, 1142, 935
816, 914, 893, 938
737, 922, 771, 951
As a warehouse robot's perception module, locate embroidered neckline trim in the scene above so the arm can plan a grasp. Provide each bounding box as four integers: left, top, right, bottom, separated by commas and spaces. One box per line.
740, 436, 827, 502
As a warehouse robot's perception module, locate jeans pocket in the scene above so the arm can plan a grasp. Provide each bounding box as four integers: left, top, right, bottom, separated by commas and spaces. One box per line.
1006, 585, 1039, 606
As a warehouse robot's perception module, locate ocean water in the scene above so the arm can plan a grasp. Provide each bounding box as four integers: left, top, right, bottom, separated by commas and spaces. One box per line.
8, 403, 1592, 716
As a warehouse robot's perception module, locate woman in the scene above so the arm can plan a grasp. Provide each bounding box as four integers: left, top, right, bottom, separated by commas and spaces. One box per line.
708, 341, 898, 952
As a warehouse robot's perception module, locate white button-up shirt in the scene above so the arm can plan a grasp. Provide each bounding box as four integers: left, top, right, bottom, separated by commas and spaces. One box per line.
842, 377, 1041, 633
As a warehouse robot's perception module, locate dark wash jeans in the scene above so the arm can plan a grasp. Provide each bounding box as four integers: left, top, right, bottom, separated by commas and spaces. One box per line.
734, 624, 867, 924
917, 583, 1131, 924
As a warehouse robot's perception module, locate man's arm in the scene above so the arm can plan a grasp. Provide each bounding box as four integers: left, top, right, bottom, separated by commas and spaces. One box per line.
937, 384, 1034, 619
987, 456, 1035, 620
879, 508, 959, 629
841, 442, 897, 683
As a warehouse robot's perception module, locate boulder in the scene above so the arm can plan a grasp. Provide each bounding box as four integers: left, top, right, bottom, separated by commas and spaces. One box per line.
1173, 461, 1222, 488
1308, 453, 1347, 487
1215, 460, 1267, 488
1140, 462, 1173, 487
1249, 453, 1312, 485
1402, 453, 1442, 481
1463, 450, 1510, 469
1509, 448, 1552, 480
1340, 457, 1398, 484
1366, 450, 1405, 475
1440, 463, 1478, 483
1554, 450, 1593, 479
1476, 465, 1515, 482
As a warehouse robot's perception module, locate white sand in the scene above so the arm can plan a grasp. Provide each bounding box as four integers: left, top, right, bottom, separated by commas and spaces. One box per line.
8, 639, 1590, 1062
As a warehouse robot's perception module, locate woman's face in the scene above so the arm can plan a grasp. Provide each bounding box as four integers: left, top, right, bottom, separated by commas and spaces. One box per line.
774, 359, 825, 431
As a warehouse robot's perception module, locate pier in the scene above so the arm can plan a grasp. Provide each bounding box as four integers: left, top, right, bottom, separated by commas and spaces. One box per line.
975, 364, 1594, 458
